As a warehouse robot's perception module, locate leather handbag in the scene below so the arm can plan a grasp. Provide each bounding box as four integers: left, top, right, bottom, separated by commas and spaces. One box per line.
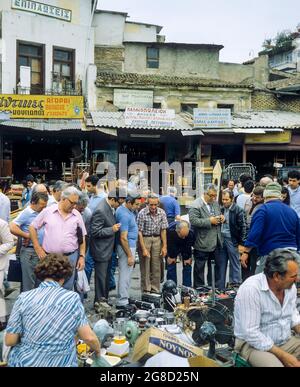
7, 258, 22, 282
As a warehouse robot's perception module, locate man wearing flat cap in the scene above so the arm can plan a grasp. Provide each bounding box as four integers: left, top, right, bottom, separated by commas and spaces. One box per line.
240, 182, 300, 274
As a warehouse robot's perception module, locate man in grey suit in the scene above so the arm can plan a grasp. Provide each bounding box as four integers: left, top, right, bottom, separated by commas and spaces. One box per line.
189, 184, 224, 288
90, 190, 121, 304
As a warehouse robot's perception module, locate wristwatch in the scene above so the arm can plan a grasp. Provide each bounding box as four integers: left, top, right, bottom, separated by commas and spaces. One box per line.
79, 254, 85, 258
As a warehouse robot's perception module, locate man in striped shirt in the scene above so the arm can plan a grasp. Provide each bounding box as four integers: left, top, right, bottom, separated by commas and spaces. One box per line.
234, 248, 300, 367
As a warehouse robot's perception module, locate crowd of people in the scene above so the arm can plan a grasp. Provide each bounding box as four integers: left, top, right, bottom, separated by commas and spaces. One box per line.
0, 169, 300, 367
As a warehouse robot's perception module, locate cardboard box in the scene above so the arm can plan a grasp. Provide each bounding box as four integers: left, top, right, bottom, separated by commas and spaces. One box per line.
188, 354, 219, 367
131, 327, 204, 363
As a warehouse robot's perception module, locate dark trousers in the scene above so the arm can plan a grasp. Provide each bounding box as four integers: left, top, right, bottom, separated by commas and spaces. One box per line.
193, 249, 221, 288
167, 259, 192, 287
94, 260, 110, 303
241, 248, 259, 282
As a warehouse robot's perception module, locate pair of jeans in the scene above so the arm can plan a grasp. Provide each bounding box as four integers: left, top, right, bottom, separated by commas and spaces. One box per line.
116, 245, 136, 306
63, 251, 79, 291
20, 247, 40, 292
84, 248, 94, 284
166, 258, 192, 287
217, 237, 241, 290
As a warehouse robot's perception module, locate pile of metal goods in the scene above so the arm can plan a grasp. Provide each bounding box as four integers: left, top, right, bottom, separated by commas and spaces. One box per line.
78, 280, 239, 367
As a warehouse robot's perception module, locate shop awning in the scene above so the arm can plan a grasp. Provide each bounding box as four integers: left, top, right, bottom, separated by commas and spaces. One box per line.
232, 111, 300, 129
0, 119, 84, 131
89, 111, 194, 132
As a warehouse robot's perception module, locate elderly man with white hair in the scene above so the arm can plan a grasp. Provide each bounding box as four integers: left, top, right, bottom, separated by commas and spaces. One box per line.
159, 186, 181, 225
166, 220, 195, 287
29, 186, 87, 290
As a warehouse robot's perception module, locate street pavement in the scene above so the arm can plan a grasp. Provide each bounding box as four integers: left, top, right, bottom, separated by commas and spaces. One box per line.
6, 259, 187, 317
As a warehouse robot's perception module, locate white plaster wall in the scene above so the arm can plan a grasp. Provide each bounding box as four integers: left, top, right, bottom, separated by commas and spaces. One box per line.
1, 3, 94, 93
124, 23, 157, 42
93, 12, 125, 46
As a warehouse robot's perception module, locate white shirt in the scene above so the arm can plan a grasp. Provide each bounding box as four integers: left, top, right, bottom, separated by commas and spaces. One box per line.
234, 273, 300, 351
202, 196, 213, 215
0, 192, 10, 223
47, 195, 58, 207
236, 193, 251, 210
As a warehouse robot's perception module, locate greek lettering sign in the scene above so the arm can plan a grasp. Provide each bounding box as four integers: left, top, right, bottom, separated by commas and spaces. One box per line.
0, 95, 84, 119
11, 0, 72, 22
125, 107, 175, 128
114, 89, 153, 109
193, 108, 231, 128
245, 131, 291, 144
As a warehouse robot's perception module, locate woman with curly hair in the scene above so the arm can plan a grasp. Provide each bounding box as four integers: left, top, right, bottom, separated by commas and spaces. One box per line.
4, 253, 100, 367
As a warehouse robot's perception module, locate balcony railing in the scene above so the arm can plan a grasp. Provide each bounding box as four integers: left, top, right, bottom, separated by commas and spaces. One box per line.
15, 73, 82, 95
14, 86, 82, 96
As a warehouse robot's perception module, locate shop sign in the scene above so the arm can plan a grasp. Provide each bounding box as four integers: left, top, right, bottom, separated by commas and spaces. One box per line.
114, 89, 153, 109
193, 108, 231, 128
11, 0, 72, 22
0, 94, 84, 119
125, 107, 175, 128
245, 131, 291, 144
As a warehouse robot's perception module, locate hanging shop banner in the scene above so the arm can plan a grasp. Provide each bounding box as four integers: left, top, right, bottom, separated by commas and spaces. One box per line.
193, 108, 232, 128
0, 95, 84, 119
125, 107, 175, 128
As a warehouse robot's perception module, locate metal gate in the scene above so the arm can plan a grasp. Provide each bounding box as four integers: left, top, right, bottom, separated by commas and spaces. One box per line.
223, 163, 256, 182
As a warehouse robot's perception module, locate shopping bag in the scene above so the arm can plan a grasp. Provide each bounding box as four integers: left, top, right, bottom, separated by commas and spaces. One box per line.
76, 270, 90, 293
7, 259, 22, 282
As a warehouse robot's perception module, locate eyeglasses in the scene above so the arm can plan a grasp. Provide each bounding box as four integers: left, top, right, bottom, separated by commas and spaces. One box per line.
66, 198, 78, 206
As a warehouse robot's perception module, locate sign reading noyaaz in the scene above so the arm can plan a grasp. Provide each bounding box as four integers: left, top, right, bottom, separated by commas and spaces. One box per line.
0, 95, 84, 119
11, 0, 72, 22
125, 107, 175, 128
194, 108, 231, 128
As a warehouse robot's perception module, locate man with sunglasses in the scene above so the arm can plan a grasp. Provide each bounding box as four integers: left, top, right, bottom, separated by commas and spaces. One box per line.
29, 186, 86, 291
189, 184, 224, 288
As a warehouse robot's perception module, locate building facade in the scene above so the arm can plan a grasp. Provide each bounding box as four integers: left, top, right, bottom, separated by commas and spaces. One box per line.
0, 0, 97, 180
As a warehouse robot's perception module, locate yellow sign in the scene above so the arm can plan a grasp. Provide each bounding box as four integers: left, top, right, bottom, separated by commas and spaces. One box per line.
245, 131, 291, 144
0, 94, 84, 119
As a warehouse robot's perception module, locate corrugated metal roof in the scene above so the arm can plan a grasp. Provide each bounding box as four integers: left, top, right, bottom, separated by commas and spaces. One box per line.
232, 111, 300, 129
0, 119, 83, 131
90, 111, 193, 131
